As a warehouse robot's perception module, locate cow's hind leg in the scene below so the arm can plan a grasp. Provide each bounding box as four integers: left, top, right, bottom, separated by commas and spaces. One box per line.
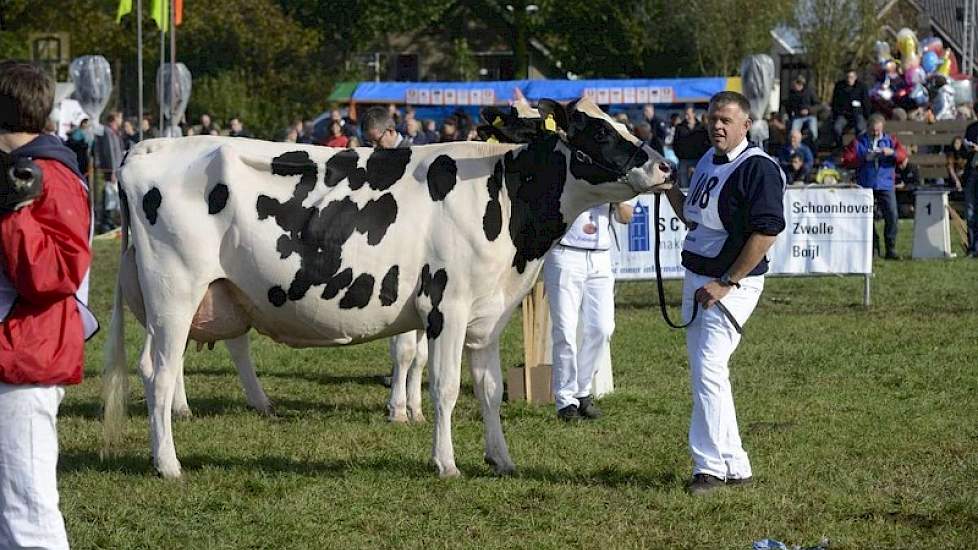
428, 312, 467, 478
407, 330, 427, 423
225, 334, 273, 415
469, 339, 514, 475
387, 332, 417, 423
144, 287, 203, 480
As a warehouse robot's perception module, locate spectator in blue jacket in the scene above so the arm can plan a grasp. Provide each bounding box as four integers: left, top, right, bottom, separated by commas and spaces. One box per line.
842, 113, 908, 259
779, 130, 814, 174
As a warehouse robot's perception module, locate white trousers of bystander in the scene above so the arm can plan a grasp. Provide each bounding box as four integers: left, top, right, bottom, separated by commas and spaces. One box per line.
682, 271, 764, 481
543, 246, 616, 411
0, 382, 69, 550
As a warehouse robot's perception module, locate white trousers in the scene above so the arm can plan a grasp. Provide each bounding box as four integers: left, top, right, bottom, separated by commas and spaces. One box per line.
543, 246, 615, 410
681, 271, 764, 480
0, 383, 69, 550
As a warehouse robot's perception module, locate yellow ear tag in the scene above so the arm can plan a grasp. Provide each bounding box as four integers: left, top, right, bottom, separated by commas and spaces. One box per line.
493, 116, 505, 128
544, 114, 557, 132
486, 136, 499, 143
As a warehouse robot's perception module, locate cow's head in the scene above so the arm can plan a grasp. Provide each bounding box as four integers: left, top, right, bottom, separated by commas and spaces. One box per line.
555, 98, 670, 220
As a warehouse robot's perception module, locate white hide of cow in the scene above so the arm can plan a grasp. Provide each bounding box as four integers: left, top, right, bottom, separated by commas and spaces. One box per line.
102, 98, 670, 479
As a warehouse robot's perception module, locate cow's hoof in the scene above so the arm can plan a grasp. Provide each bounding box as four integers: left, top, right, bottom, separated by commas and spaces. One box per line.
388, 411, 409, 423
485, 455, 516, 476
251, 400, 275, 416
408, 410, 426, 424
172, 407, 193, 419
156, 462, 183, 480
438, 467, 462, 479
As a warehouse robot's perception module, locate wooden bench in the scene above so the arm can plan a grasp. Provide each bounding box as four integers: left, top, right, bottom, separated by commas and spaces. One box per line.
885, 119, 970, 179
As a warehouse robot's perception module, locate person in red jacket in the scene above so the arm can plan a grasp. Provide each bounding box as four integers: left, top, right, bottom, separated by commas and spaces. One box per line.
0, 61, 95, 550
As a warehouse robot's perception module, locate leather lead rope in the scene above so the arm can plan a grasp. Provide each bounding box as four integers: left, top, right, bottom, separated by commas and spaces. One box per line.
653, 193, 743, 335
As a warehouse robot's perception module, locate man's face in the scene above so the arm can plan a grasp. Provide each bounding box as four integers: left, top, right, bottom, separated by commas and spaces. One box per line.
643, 105, 654, 119
791, 156, 803, 170
406, 119, 419, 134
707, 101, 750, 154
870, 121, 884, 138
201, 114, 210, 127
370, 126, 398, 148
790, 130, 802, 147
231, 119, 242, 132
331, 110, 341, 121
847, 72, 857, 86
793, 81, 804, 91
685, 108, 696, 124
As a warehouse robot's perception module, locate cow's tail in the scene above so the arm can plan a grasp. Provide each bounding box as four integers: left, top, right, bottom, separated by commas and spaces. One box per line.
101, 188, 131, 457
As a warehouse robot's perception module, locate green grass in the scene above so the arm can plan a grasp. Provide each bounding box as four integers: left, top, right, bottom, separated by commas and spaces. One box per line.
60, 220, 978, 548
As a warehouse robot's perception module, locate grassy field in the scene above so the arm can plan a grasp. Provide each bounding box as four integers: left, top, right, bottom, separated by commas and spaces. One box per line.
58, 220, 978, 549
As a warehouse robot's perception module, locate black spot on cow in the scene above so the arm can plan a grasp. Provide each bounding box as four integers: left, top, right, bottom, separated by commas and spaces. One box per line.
418, 264, 448, 339
356, 193, 398, 245
379, 266, 399, 306
257, 148, 400, 304
268, 286, 287, 307
322, 267, 353, 300
339, 273, 374, 309
208, 183, 229, 214
426, 155, 457, 201
325, 150, 367, 189
143, 187, 162, 225
365, 148, 411, 191
483, 161, 503, 241
503, 135, 568, 273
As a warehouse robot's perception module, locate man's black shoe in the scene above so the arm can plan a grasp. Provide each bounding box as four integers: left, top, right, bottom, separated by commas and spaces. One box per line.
557, 405, 581, 422
577, 395, 603, 419
726, 476, 752, 487
884, 252, 900, 260
686, 473, 726, 496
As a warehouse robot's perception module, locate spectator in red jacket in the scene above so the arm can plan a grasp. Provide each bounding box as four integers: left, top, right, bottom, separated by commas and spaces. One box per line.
0, 61, 95, 549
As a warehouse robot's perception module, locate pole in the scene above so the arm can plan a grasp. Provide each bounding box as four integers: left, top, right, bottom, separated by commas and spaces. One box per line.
158, 20, 164, 135
137, 0, 144, 141
863, 273, 871, 307
169, 0, 176, 135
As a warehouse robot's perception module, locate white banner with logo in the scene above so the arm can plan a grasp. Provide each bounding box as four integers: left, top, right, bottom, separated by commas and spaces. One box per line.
610, 187, 874, 279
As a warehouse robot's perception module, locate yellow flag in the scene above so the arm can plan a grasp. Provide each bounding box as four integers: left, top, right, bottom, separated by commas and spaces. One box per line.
116, 0, 132, 22
151, 0, 170, 32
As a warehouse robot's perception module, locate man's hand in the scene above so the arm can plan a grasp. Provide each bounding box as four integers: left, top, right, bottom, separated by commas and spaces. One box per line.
695, 280, 732, 309
0, 157, 43, 212
881, 146, 895, 156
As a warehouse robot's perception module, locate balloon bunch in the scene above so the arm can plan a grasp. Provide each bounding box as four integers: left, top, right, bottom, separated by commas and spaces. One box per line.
869, 28, 970, 118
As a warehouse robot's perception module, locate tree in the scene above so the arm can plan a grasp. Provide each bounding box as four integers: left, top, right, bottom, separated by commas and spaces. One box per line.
795, 0, 881, 100
688, 0, 794, 76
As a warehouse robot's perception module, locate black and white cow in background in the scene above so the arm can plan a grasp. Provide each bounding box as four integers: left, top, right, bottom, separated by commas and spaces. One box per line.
102, 98, 670, 479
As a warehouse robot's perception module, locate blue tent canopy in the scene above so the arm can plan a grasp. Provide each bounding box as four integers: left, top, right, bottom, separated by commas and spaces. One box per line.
348, 77, 738, 106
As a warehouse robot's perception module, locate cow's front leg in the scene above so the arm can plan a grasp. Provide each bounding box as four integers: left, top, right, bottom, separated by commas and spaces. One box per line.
225, 334, 274, 415
469, 339, 514, 475
407, 330, 427, 423
427, 310, 467, 478
387, 332, 417, 423
172, 365, 192, 418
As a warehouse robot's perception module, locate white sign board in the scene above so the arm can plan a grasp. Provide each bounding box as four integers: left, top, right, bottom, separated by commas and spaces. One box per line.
611, 188, 874, 279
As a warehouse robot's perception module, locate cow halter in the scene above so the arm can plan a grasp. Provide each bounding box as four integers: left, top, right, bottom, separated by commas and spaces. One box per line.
568, 141, 648, 192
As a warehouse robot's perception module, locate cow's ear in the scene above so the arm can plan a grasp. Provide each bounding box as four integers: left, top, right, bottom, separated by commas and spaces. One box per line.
535, 99, 568, 133
564, 99, 588, 139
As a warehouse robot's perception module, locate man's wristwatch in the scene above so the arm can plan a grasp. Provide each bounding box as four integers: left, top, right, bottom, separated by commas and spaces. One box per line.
719, 273, 741, 289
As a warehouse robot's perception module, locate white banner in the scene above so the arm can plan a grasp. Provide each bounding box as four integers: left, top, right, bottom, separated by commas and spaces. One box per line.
611, 187, 874, 279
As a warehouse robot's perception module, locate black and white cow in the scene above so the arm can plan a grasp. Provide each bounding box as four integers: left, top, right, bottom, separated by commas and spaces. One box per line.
102, 98, 670, 479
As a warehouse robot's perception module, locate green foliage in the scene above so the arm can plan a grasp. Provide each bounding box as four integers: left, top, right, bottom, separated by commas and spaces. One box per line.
60, 222, 978, 547
453, 38, 478, 81
796, 0, 881, 101
690, 0, 794, 76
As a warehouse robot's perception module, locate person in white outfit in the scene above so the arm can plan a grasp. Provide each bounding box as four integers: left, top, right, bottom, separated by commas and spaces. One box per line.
657, 91, 786, 495
544, 201, 633, 421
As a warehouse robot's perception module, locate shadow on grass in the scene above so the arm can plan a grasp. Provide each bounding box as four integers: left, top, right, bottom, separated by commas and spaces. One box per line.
185, 368, 387, 387
61, 450, 681, 489
59, 396, 385, 420
60, 450, 431, 479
